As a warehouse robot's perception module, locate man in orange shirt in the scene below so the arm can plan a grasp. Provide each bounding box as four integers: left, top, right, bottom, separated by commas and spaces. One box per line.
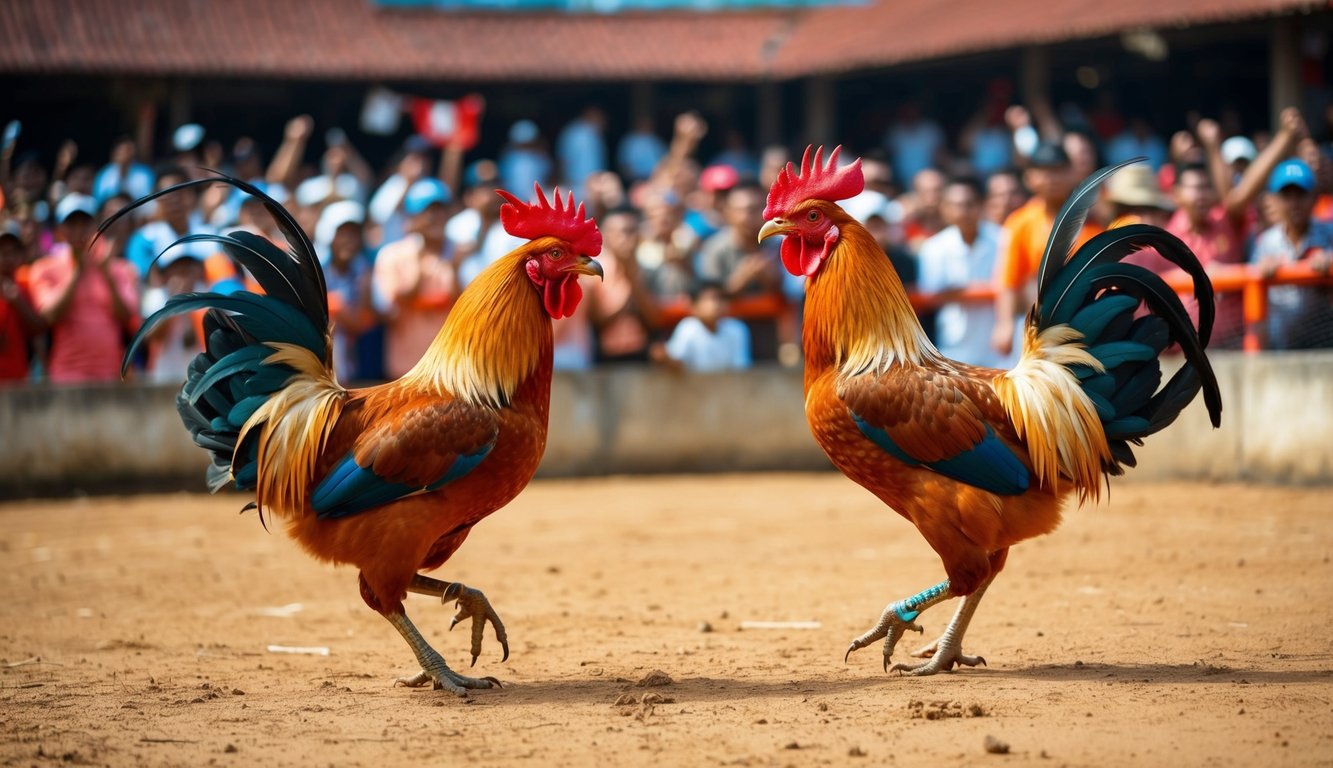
991, 142, 1102, 359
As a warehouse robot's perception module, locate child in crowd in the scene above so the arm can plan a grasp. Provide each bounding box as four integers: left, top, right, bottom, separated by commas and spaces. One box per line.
656, 281, 750, 373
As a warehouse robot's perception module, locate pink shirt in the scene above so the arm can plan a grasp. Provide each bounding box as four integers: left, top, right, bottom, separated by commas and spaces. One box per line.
373, 234, 458, 379
29, 245, 141, 383
1166, 207, 1246, 347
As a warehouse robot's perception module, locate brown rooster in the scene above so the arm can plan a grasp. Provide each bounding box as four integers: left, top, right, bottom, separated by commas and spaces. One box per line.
759, 147, 1221, 675
108, 180, 602, 693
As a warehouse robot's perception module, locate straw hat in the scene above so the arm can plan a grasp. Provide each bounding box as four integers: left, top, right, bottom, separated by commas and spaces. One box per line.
1105, 164, 1173, 211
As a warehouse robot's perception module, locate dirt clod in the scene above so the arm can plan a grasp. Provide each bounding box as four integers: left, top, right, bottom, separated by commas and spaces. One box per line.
984, 735, 1010, 755
635, 670, 673, 687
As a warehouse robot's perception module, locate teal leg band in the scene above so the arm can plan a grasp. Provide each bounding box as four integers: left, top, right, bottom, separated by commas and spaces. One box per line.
892, 580, 951, 623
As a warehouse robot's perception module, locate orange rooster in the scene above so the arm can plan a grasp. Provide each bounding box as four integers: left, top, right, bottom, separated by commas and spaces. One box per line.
106, 179, 603, 693
759, 147, 1222, 675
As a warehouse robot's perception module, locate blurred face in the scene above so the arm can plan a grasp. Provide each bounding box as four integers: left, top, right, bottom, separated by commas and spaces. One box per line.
912, 169, 945, 212
724, 188, 764, 240
111, 140, 135, 165
1063, 133, 1096, 178
1275, 186, 1314, 232
1173, 169, 1217, 221
1026, 165, 1072, 206
601, 213, 640, 259
67, 166, 94, 196
410, 203, 448, 239
58, 214, 94, 252
694, 287, 726, 325
331, 222, 363, 265
156, 174, 194, 224
985, 173, 1024, 223
940, 183, 981, 231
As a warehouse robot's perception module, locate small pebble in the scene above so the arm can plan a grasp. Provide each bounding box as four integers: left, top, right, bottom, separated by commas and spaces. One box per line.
984, 735, 1010, 755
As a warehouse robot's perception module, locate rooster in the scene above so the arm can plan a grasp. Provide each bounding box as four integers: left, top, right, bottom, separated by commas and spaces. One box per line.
105, 179, 603, 693
759, 147, 1222, 675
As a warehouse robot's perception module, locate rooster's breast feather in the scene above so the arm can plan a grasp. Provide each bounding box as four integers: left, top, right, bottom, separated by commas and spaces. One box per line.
838, 367, 1030, 495
310, 395, 499, 519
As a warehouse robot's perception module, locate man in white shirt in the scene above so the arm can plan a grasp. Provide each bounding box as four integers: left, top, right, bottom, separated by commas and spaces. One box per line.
916, 177, 1009, 369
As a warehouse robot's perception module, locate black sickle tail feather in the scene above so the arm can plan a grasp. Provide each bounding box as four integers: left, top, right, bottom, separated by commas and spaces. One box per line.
110, 174, 331, 493
1033, 160, 1223, 476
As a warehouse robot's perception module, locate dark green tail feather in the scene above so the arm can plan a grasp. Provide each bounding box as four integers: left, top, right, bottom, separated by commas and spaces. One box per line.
1033, 160, 1223, 477
111, 175, 330, 494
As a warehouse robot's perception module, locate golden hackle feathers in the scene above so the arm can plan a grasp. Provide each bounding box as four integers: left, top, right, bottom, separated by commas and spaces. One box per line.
239, 342, 346, 519
994, 322, 1111, 503
401, 246, 553, 408
801, 220, 936, 381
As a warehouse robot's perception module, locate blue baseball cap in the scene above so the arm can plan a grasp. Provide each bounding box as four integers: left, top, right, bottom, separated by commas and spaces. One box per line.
1268, 159, 1315, 193
402, 178, 451, 215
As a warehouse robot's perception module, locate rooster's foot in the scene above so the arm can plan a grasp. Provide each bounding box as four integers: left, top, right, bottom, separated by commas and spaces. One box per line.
845, 580, 953, 671
442, 583, 510, 667
394, 665, 502, 695
889, 643, 986, 676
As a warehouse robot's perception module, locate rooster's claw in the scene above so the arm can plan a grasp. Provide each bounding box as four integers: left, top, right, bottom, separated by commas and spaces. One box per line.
442, 583, 510, 665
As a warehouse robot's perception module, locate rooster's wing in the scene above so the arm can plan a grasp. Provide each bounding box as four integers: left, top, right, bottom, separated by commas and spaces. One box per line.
838, 366, 1029, 495
310, 396, 499, 519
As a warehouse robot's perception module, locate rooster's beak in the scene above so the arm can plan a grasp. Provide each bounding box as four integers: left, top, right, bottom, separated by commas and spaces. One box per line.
758, 218, 790, 244
565, 255, 604, 280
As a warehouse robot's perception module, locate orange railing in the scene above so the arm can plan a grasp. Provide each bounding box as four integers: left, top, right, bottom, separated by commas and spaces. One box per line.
655, 265, 1333, 353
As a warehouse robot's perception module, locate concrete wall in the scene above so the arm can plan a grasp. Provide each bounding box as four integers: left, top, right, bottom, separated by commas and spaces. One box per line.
1, 351, 1330, 497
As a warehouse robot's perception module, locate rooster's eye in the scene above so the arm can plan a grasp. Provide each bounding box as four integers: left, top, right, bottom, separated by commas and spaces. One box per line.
550, 249, 564, 261
807, 210, 820, 222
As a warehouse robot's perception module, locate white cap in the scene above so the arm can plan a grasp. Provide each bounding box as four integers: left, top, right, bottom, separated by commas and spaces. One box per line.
1221, 136, 1256, 165
55, 193, 98, 224
315, 200, 366, 247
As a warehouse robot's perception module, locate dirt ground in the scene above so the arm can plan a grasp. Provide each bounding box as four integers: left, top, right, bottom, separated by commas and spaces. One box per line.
1, 476, 1331, 767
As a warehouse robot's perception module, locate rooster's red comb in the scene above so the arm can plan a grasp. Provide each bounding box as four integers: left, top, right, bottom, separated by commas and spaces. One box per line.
497, 184, 602, 257
763, 145, 864, 220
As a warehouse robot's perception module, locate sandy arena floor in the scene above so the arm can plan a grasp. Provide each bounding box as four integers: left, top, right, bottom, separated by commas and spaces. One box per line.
1, 475, 1331, 767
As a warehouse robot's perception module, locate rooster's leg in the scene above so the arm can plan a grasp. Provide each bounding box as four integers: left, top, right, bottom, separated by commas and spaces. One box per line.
386, 611, 502, 695
407, 574, 510, 666
890, 576, 993, 676
845, 580, 952, 671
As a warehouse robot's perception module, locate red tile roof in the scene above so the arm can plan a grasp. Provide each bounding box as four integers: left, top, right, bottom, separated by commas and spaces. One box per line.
0, 0, 1320, 81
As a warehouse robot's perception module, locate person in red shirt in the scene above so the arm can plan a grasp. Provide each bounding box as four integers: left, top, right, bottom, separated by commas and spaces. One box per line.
1165, 110, 1305, 347
0, 222, 45, 383
28, 195, 140, 384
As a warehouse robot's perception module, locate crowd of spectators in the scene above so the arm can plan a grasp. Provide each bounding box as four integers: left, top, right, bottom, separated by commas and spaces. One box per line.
2, 90, 1331, 388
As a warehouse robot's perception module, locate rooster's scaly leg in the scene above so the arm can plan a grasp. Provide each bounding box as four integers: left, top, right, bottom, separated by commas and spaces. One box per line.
386, 611, 501, 695
407, 574, 510, 666
891, 576, 993, 676
845, 580, 952, 671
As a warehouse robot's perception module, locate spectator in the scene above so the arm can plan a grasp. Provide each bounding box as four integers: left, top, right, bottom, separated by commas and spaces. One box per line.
960, 81, 1015, 177
710, 129, 760, 181
585, 207, 662, 364
1250, 159, 1333, 349
368, 136, 438, 247
28, 194, 140, 384
617, 115, 667, 183
140, 249, 207, 384
315, 201, 377, 381
0, 221, 44, 383
983, 169, 1025, 226
902, 168, 946, 252
125, 167, 218, 281
992, 142, 1102, 358
556, 106, 607, 201
498, 120, 553, 198
373, 178, 459, 379
656, 281, 750, 373
1166, 110, 1304, 347
698, 183, 783, 356
636, 190, 698, 302
294, 129, 372, 208
917, 177, 1008, 368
